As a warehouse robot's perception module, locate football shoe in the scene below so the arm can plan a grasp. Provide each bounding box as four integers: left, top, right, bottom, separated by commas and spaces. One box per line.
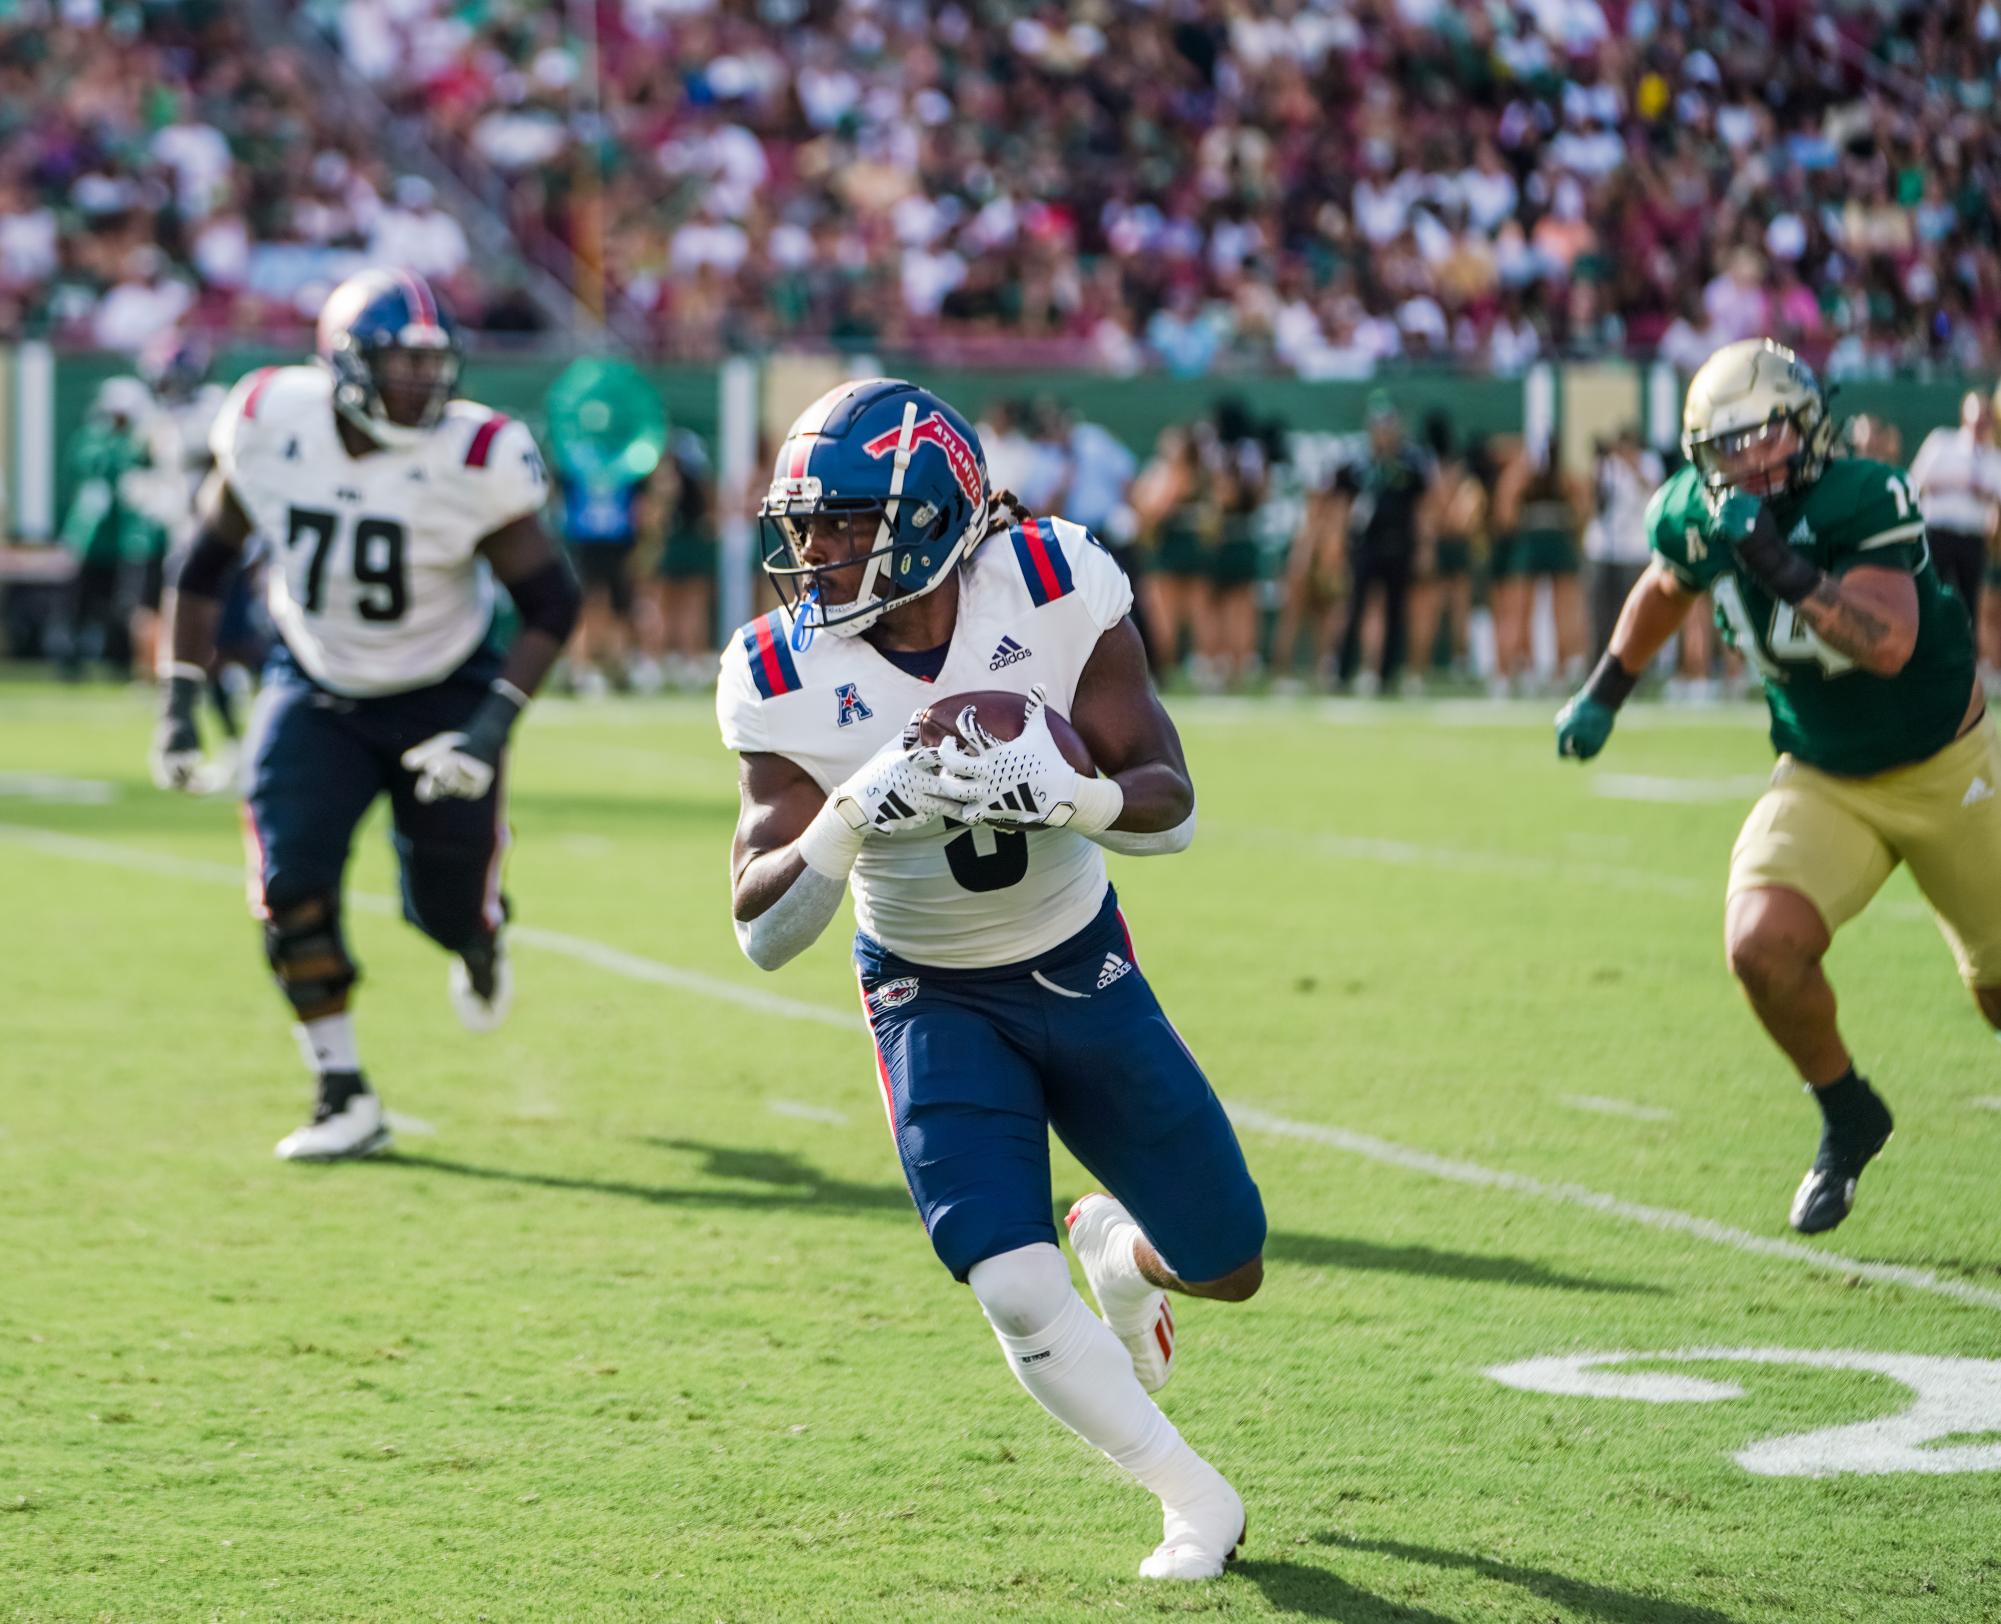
275, 1084, 391, 1162
450, 935, 514, 1034
1139, 1463, 1244, 1581
1789, 1091, 1893, 1235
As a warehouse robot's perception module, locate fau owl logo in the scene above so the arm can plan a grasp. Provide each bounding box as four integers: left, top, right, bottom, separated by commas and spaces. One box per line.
834, 682, 874, 727
863, 412, 983, 506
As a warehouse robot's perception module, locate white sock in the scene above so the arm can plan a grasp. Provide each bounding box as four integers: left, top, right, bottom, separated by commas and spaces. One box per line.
1093, 1215, 1159, 1322
293, 1013, 360, 1077
968, 1245, 1215, 1503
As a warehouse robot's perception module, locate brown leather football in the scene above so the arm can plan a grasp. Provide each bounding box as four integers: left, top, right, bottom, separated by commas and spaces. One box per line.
914, 689, 1098, 775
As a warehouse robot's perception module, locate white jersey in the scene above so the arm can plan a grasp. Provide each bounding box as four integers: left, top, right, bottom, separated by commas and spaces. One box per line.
718, 516, 1133, 968
1908, 426, 2001, 539
136, 383, 227, 544
212, 365, 546, 697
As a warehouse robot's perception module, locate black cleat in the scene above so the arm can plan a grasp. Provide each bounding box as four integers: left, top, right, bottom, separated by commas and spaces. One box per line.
1789, 1093, 1893, 1235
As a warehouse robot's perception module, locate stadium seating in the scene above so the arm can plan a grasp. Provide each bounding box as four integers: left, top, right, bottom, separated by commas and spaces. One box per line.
3, 0, 1997, 378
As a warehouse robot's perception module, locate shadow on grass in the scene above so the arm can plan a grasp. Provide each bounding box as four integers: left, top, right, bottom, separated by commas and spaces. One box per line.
1303, 1535, 1748, 1624
1261, 1230, 1661, 1295
1234, 1556, 1460, 1621
372, 1145, 1654, 1296
374, 1140, 916, 1218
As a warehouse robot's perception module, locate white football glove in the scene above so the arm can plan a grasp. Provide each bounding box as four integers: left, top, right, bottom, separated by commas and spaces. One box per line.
935, 685, 1101, 829
401, 732, 497, 803
829, 715, 965, 835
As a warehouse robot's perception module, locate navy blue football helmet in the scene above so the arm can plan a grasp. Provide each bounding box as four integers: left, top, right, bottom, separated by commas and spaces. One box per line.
760, 378, 991, 638
316, 268, 461, 447
138, 331, 213, 403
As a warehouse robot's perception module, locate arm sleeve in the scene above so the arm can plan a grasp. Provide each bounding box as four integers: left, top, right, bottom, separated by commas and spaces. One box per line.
1048, 515, 1134, 632
715, 634, 769, 754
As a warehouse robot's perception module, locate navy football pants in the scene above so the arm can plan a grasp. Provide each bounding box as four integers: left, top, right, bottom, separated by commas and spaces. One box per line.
856, 889, 1266, 1283
242, 644, 508, 952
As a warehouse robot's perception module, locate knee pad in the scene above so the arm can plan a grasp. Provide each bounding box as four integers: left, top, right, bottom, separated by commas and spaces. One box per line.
967, 1243, 1073, 1340
262, 891, 358, 1020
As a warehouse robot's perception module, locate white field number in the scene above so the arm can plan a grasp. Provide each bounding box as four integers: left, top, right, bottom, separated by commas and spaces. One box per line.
1485, 1346, 2001, 1477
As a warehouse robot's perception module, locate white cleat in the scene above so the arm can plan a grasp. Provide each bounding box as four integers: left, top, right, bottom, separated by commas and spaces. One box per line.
1139, 1467, 1245, 1581
275, 1091, 392, 1161
1066, 1193, 1176, 1393
449, 940, 514, 1034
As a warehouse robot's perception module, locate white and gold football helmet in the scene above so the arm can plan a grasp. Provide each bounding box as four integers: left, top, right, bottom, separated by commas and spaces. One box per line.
1682, 338, 1835, 497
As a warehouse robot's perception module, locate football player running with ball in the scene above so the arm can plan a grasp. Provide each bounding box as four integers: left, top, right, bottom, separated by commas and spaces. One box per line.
718, 380, 1265, 1581
1557, 339, 2000, 1234
149, 270, 580, 1161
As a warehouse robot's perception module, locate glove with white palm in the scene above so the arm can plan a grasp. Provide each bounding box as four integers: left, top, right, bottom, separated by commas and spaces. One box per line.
401, 682, 523, 803
794, 715, 962, 878
933, 685, 1123, 833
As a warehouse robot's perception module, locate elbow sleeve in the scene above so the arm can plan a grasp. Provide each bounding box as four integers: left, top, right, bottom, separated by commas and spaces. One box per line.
507, 559, 582, 642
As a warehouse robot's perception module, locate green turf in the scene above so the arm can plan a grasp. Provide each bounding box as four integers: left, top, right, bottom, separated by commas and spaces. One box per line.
4, 681, 2001, 1623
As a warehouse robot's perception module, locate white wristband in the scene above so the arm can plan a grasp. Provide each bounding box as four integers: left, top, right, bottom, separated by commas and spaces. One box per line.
1065, 773, 1125, 836
161, 659, 207, 684
793, 798, 867, 878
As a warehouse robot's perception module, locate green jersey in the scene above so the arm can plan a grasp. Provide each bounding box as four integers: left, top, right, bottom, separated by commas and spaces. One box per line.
1645, 458, 1975, 778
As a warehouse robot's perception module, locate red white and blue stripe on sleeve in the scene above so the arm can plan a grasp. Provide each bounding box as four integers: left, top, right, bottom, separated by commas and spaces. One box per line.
1008, 516, 1075, 606
742, 610, 803, 699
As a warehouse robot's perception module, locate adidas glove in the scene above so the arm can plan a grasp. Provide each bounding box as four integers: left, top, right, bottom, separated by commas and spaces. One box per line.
934, 685, 1123, 833
795, 717, 958, 878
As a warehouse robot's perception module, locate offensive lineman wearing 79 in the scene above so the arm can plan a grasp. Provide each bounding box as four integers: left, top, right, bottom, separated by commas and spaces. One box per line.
150, 269, 581, 1161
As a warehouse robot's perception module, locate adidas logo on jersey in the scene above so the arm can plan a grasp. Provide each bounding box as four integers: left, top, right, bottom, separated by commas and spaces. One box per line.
1097, 952, 1133, 990
1966, 776, 1994, 808
989, 636, 1032, 670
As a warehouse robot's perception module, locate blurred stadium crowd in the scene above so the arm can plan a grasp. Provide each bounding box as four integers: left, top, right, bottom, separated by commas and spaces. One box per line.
5, 0, 2000, 374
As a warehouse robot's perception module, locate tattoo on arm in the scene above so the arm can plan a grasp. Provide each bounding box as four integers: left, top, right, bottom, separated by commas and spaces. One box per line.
1797, 578, 1897, 665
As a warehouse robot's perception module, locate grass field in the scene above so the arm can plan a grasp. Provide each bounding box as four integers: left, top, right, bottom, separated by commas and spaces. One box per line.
5, 678, 2001, 1623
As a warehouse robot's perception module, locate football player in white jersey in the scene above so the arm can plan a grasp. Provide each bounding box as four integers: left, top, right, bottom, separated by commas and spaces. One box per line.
149, 269, 580, 1161
718, 380, 1266, 1581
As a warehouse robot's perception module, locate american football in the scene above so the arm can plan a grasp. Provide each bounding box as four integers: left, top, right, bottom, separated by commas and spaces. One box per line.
13, 0, 2001, 1616
914, 689, 1098, 777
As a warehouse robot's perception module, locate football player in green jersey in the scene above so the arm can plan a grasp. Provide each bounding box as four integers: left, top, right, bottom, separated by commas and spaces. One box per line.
1556, 338, 2001, 1235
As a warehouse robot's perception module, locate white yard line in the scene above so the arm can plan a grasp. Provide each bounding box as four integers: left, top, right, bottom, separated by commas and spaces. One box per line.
1228, 1105, 2001, 1315
1558, 1094, 1676, 1123
384, 1111, 437, 1137
1971, 1098, 2001, 1113
1590, 773, 1772, 804
10, 819, 1996, 1314
0, 772, 118, 804
767, 1099, 852, 1126
0, 822, 862, 1033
